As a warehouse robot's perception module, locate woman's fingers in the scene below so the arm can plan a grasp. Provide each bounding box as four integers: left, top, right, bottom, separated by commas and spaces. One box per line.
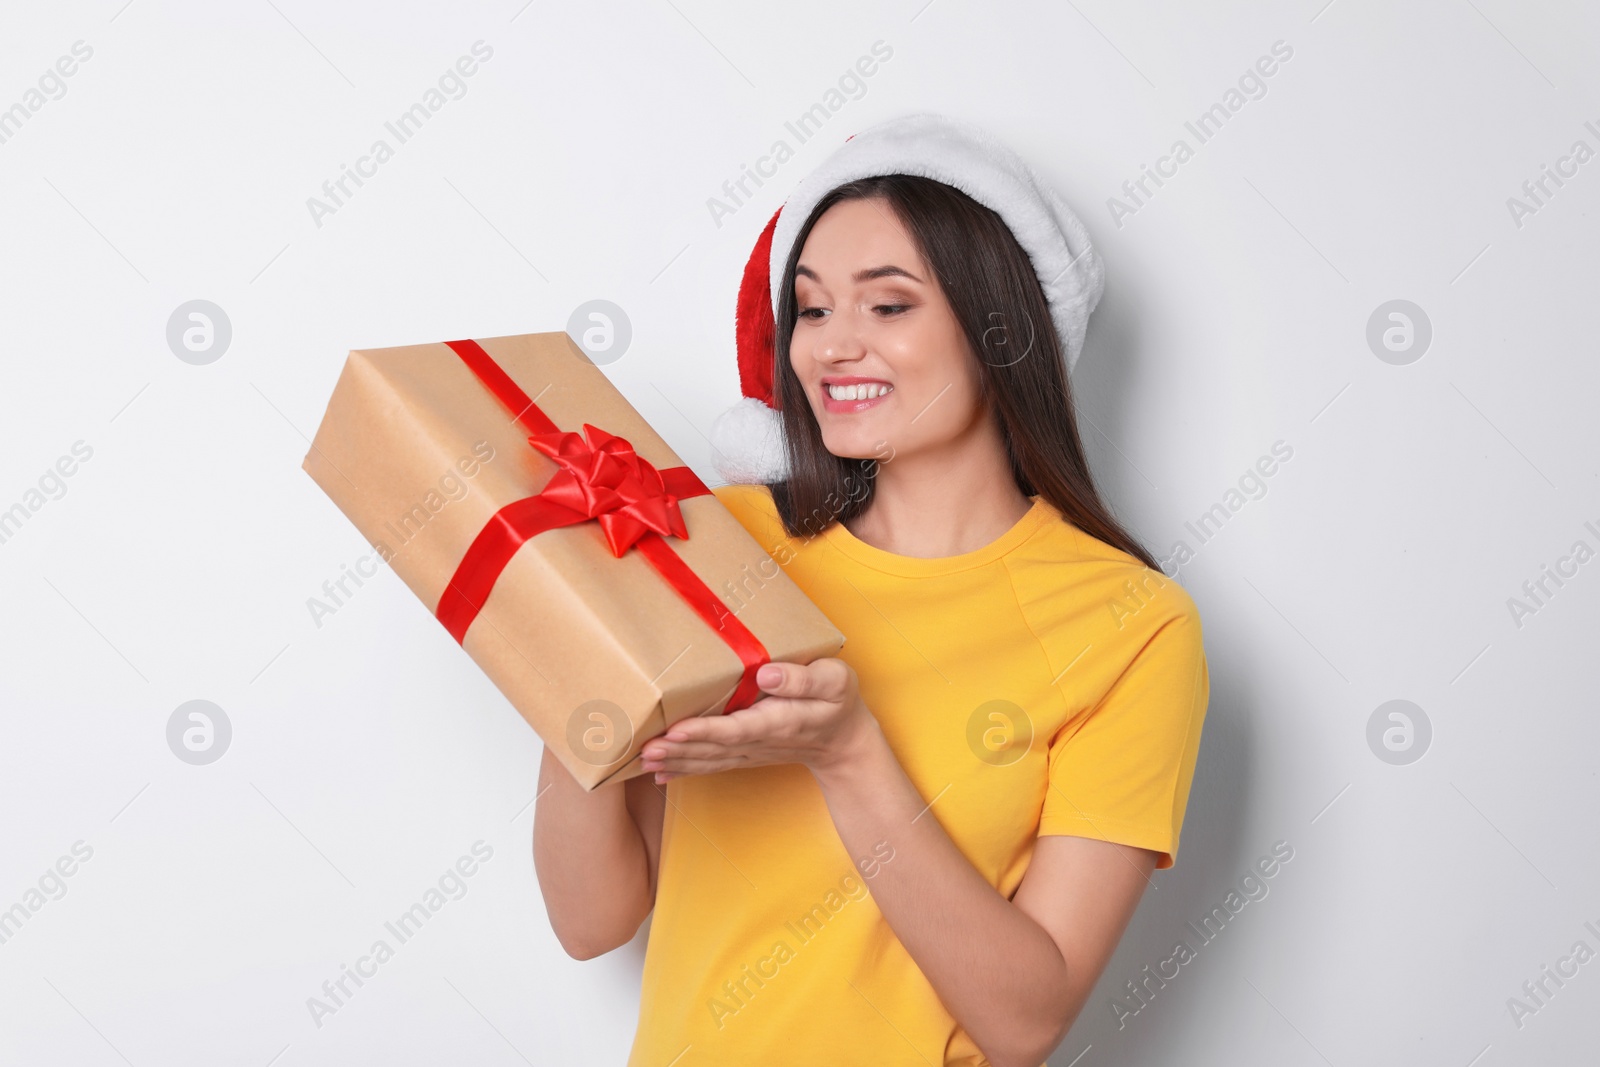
650, 754, 748, 780
659, 698, 791, 749
754, 658, 855, 703
642, 739, 725, 765
639, 659, 862, 783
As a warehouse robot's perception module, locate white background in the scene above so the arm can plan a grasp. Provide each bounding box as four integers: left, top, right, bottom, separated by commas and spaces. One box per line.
1, 1, 1597, 1065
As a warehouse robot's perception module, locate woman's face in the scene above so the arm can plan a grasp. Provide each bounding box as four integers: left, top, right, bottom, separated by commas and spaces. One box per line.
789, 197, 984, 464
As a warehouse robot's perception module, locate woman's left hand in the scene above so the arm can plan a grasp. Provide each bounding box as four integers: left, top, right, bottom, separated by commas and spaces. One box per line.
639, 659, 881, 782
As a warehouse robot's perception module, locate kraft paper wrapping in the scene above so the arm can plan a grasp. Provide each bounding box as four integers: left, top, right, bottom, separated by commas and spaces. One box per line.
302, 332, 845, 789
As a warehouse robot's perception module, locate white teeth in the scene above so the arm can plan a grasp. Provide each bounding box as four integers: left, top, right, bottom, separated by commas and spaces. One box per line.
827, 383, 892, 401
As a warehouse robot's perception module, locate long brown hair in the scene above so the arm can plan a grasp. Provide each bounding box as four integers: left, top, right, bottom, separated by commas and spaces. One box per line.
765, 173, 1160, 571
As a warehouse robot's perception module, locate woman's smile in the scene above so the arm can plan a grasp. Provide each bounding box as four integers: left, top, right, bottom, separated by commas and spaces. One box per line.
821, 374, 896, 413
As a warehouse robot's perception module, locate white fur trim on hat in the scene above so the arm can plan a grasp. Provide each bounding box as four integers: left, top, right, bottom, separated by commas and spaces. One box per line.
710, 396, 787, 484
769, 112, 1105, 373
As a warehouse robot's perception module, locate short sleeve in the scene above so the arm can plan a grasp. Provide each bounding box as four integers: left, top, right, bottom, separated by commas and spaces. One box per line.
1038, 607, 1209, 870
711, 483, 777, 544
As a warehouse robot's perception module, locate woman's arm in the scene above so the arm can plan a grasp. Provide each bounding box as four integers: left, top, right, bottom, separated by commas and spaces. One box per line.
640, 659, 1155, 1067
813, 730, 1154, 1067
531, 747, 665, 960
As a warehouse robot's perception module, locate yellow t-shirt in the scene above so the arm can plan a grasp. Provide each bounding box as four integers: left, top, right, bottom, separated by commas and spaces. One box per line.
627, 484, 1209, 1067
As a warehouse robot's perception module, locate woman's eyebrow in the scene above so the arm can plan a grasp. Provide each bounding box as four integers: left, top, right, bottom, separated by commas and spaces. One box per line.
795, 264, 925, 284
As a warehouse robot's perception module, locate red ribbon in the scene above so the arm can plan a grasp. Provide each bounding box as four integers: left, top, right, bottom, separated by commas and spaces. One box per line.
434, 339, 769, 715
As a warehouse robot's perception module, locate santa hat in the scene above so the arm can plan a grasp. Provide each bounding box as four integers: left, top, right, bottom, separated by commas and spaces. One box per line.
708, 111, 1105, 485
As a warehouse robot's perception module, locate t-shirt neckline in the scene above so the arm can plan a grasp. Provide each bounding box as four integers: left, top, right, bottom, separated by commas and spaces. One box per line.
821, 495, 1049, 577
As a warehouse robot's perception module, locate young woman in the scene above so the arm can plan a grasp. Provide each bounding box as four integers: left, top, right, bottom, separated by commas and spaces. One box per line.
534, 115, 1209, 1067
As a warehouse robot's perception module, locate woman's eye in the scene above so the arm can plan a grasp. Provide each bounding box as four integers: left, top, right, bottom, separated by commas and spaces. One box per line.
798, 307, 829, 320
874, 304, 910, 316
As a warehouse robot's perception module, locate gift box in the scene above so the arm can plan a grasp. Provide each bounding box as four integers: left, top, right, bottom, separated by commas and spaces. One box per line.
302, 331, 845, 789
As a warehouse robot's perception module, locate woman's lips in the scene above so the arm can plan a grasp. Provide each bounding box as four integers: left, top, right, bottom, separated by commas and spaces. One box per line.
820, 379, 894, 414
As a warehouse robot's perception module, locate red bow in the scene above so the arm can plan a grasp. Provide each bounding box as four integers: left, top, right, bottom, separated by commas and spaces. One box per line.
528, 424, 689, 557
435, 337, 770, 719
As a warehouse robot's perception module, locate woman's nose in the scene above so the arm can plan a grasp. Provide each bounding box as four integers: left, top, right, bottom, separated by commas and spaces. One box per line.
813, 308, 867, 364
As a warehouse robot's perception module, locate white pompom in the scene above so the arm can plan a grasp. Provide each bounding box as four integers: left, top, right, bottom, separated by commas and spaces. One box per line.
709, 397, 789, 484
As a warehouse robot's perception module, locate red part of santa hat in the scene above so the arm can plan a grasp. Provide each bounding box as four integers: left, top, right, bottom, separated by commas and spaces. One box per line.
710, 113, 1104, 485
733, 206, 782, 414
